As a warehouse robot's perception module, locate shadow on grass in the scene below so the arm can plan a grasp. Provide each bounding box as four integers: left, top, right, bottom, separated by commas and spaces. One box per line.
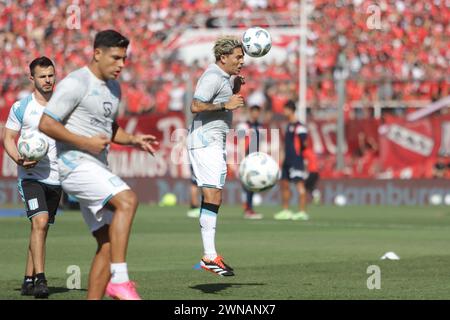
14, 286, 87, 296
189, 283, 266, 294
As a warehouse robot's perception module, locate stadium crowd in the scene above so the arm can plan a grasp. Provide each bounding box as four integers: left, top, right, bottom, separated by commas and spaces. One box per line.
0, 0, 448, 178
1, 0, 448, 118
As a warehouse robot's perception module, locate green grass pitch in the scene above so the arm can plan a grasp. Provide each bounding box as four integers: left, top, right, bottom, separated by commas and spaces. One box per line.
1, 204, 450, 300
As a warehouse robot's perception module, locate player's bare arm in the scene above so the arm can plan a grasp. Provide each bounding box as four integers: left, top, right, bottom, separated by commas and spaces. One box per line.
112, 121, 159, 155
39, 114, 110, 155
3, 128, 38, 169
191, 95, 244, 113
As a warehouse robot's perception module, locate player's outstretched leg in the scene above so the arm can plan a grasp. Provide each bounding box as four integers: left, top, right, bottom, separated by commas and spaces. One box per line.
104, 190, 141, 300
87, 225, 111, 299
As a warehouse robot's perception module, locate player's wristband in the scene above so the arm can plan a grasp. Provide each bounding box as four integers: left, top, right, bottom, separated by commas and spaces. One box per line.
213, 102, 226, 111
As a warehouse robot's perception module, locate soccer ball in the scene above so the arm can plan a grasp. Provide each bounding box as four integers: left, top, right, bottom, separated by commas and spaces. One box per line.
242, 27, 272, 58
239, 152, 280, 192
17, 131, 49, 161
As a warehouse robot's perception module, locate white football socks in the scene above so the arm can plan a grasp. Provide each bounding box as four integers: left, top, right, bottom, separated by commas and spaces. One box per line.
200, 210, 217, 261
110, 262, 129, 284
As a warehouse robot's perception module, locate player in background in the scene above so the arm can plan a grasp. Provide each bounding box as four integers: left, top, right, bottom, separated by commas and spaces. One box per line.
187, 36, 245, 277
39, 30, 158, 300
3, 57, 62, 298
187, 165, 201, 218
303, 147, 321, 204
236, 104, 264, 219
274, 100, 309, 221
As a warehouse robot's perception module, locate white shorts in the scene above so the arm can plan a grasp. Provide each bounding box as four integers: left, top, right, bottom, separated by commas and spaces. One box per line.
60, 160, 130, 233
188, 146, 227, 189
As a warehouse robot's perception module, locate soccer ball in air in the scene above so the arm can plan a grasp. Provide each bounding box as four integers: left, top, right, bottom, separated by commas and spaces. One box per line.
239, 152, 280, 192
242, 27, 272, 58
17, 131, 49, 161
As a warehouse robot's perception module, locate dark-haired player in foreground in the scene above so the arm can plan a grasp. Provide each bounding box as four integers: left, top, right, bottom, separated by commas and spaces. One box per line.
40, 30, 158, 300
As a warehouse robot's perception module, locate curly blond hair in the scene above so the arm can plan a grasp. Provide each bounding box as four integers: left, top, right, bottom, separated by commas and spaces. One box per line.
213, 36, 243, 61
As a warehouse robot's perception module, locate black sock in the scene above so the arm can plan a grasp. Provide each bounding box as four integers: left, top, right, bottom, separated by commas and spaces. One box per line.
24, 276, 34, 284
201, 201, 220, 214
190, 204, 199, 209
35, 273, 46, 282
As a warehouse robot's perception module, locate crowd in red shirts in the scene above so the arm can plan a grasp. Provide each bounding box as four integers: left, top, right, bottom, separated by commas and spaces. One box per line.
0, 0, 448, 118
0, 0, 448, 179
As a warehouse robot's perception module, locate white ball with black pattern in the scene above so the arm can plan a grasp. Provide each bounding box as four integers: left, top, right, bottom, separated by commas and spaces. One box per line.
239, 152, 280, 192
17, 131, 49, 161
242, 27, 272, 58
